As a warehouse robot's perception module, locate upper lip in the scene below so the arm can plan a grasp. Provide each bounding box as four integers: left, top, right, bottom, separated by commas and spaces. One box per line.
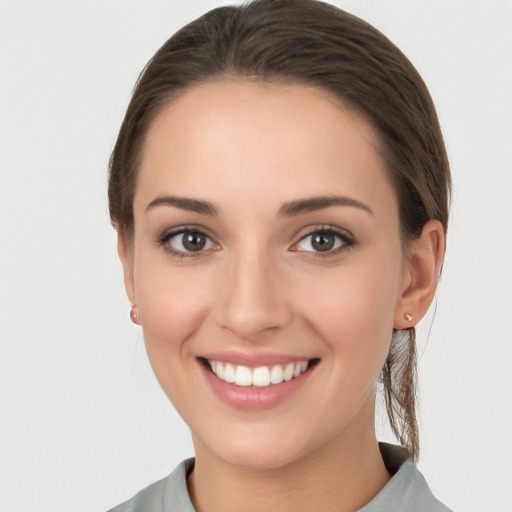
199, 351, 317, 368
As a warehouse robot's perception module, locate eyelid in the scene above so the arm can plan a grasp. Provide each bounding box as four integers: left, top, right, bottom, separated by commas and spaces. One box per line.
155, 223, 355, 258
156, 225, 220, 258
290, 225, 355, 256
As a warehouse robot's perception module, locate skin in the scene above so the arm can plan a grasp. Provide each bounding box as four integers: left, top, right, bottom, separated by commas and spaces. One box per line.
118, 80, 444, 512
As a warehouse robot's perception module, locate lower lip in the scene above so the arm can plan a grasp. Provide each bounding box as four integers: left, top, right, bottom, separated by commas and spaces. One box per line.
199, 361, 315, 411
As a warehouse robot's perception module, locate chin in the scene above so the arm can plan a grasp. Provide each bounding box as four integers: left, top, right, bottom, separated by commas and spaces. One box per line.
193, 421, 323, 472
219, 444, 304, 471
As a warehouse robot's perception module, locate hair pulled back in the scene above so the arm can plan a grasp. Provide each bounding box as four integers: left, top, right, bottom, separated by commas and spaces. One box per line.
108, 0, 451, 461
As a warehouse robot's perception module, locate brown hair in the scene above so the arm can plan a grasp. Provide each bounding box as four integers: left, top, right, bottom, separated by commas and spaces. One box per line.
108, 0, 450, 461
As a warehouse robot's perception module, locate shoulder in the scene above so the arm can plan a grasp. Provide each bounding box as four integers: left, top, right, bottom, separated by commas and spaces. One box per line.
106, 459, 195, 512
107, 476, 169, 512
359, 443, 453, 512
392, 459, 453, 512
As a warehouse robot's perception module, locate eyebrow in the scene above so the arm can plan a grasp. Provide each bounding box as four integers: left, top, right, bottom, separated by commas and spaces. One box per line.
146, 195, 218, 216
145, 194, 373, 217
278, 196, 373, 217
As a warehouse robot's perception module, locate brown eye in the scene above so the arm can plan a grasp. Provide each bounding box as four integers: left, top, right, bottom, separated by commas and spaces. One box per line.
158, 229, 218, 257
311, 233, 336, 252
182, 232, 207, 251
292, 227, 354, 255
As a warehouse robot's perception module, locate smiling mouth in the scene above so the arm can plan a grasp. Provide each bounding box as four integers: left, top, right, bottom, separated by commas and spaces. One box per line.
200, 358, 319, 388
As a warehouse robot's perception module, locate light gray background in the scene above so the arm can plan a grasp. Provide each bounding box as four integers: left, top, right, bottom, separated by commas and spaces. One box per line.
1, 1, 511, 511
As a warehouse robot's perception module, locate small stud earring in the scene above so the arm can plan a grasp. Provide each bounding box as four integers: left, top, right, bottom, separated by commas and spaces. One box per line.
404, 312, 413, 322
130, 304, 139, 324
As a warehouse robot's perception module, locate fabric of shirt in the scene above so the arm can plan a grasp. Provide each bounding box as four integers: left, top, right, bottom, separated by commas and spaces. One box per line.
107, 443, 452, 512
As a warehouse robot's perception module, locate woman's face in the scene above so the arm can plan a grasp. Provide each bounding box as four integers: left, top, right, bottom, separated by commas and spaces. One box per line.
123, 80, 412, 469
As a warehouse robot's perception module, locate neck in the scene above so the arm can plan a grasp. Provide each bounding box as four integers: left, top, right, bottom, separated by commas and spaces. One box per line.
188, 399, 391, 512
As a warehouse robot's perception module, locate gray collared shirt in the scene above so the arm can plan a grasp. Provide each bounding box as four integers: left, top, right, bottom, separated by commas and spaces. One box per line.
108, 444, 452, 512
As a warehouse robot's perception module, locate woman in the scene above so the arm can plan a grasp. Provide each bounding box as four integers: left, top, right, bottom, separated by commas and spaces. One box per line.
107, 0, 451, 510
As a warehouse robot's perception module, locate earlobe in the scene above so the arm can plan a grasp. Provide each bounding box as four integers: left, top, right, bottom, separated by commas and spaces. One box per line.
394, 219, 445, 329
117, 228, 136, 305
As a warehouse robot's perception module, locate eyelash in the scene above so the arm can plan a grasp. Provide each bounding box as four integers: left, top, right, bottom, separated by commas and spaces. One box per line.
156, 227, 217, 259
292, 225, 355, 258
156, 225, 355, 259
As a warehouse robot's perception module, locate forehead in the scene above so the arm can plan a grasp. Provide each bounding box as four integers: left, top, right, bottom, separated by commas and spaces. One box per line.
135, 80, 396, 217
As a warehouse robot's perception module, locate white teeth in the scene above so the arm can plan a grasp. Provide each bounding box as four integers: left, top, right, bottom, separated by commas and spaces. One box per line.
216, 362, 225, 380
283, 363, 294, 381
234, 365, 253, 386
208, 360, 310, 387
270, 365, 284, 384
253, 366, 271, 387
224, 363, 235, 383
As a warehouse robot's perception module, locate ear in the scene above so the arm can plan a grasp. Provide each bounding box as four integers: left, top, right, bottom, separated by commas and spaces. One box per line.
117, 228, 136, 306
394, 219, 445, 329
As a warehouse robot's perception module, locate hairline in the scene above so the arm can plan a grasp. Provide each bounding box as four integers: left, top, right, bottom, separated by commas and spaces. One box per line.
120, 73, 399, 242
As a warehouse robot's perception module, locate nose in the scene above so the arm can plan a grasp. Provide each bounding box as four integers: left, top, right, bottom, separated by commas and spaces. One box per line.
214, 248, 292, 342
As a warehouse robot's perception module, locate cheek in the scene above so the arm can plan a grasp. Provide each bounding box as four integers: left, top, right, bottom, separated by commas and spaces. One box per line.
134, 256, 213, 368
294, 251, 402, 375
